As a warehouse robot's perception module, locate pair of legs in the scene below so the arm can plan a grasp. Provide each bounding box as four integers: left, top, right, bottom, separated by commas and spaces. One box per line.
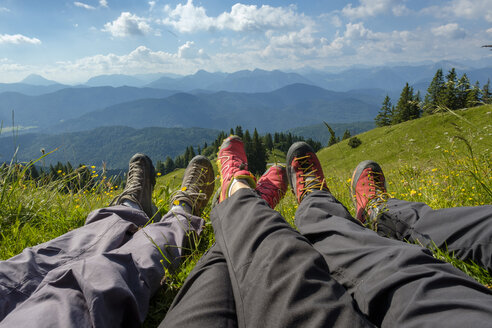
162, 138, 492, 327
0, 154, 210, 327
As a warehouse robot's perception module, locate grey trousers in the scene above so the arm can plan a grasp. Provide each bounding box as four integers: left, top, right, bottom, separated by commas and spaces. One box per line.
162, 189, 492, 328
376, 198, 492, 272
0, 205, 204, 327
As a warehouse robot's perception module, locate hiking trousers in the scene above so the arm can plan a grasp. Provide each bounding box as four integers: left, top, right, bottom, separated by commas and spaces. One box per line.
0, 205, 204, 327
162, 189, 492, 328
376, 198, 492, 272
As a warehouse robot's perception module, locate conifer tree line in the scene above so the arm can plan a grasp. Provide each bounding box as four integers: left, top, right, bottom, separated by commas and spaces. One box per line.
156, 126, 322, 176
375, 68, 491, 127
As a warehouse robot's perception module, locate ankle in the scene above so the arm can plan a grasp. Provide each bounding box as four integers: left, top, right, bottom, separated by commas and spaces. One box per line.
229, 178, 252, 197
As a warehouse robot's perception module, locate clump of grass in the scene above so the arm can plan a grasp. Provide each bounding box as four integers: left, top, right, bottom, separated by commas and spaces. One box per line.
0, 155, 116, 259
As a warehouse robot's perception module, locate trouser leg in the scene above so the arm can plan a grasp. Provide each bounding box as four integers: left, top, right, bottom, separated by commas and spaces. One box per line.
160, 243, 238, 328
376, 199, 492, 271
0, 205, 147, 320
0, 206, 204, 327
211, 188, 373, 328
296, 190, 492, 328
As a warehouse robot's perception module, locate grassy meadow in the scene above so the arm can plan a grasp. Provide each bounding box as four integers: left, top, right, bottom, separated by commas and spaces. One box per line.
0, 104, 491, 326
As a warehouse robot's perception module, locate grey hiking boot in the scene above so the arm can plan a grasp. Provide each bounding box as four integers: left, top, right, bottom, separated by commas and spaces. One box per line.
110, 153, 156, 218
170, 155, 215, 216
286, 142, 329, 203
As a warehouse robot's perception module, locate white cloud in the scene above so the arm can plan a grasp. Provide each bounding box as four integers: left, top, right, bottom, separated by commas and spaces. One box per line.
99, 0, 108, 8
0, 34, 41, 45
0, 7, 10, 12
422, 0, 492, 23
392, 4, 411, 16
432, 23, 466, 39
487, 27, 492, 35
103, 12, 152, 37
178, 41, 208, 59
344, 22, 379, 40
74, 2, 96, 10
149, 1, 156, 11
161, 0, 308, 33
342, 0, 409, 19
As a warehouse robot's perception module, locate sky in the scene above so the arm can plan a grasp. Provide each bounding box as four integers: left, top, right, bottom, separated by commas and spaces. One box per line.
0, 0, 491, 84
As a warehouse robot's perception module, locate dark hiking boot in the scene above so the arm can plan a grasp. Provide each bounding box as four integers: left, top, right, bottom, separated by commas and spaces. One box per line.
170, 155, 215, 216
256, 165, 288, 208
110, 153, 156, 218
216, 135, 256, 203
350, 160, 390, 223
286, 142, 329, 203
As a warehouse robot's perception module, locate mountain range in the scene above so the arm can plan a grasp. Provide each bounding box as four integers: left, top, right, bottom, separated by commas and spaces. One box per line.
0, 83, 382, 134
1, 61, 490, 169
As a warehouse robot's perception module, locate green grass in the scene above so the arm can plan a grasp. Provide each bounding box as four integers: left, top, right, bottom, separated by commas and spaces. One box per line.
0, 104, 491, 325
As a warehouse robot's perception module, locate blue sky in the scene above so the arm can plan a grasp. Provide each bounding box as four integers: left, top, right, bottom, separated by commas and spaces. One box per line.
0, 0, 491, 83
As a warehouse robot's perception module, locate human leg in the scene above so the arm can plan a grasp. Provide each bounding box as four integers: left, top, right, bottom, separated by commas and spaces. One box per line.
159, 243, 238, 328
209, 136, 372, 328
0, 206, 204, 328
287, 144, 492, 327
351, 160, 492, 272
161, 162, 290, 328
377, 199, 492, 271
0, 154, 214, 327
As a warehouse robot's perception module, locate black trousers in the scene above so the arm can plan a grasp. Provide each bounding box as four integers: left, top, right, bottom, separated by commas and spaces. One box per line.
160, 189, 492, 327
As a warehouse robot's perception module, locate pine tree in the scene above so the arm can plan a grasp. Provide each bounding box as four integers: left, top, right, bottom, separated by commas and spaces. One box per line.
155, 161, 165, 174
466, 81, 482, 108
243, 129, 252, 161
483, 79, 491, 104
234, 126, 244, 138
456, 73, 471, 109
248, 129, 267, 175
393, 83, 414, 123
263, 133, 273, 150
413, 91, 422, 119
324, 122, 339, 146
424, 68, 444, 113
273, 132, 280, 144
342, 129, 351, 140
442, 68, 458, 110
164, 156, 175, 174
375, 95, 393, 127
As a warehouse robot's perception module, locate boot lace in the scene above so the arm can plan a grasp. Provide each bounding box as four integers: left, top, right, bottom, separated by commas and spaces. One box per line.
365, 170, 390, 219
295, 155, 326, 199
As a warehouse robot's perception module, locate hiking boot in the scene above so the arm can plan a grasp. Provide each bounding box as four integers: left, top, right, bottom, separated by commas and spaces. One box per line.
286, 142, 329, 203
110, 153, 156, 218
350, 160, 390, 223
170, 155, 215, 216
256, 165, 288, 208
216, 135, 256, 203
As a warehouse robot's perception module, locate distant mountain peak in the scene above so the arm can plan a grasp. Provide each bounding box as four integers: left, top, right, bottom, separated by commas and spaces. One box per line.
21, 74, 59, 86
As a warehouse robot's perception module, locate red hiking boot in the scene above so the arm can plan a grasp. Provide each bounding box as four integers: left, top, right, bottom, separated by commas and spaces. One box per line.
286, 142, 329, 203
350, 160, 390, 223
256, 165, 288, 208
216, 135, 256, 203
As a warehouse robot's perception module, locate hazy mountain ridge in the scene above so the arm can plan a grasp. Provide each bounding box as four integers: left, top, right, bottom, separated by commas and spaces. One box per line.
50, 84, 381, 133
0, 86, 178, 129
